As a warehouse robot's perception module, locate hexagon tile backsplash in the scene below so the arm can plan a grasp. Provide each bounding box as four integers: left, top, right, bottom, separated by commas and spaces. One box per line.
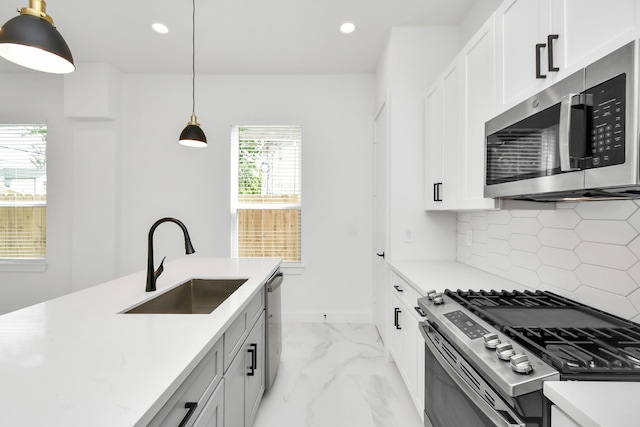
457, 200, 640, 324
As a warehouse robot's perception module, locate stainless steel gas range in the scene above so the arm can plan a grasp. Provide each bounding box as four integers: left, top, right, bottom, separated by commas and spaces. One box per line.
417, 289, 640, 427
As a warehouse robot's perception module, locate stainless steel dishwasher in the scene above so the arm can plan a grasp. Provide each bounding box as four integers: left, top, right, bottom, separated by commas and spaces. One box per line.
265, 269, 283, 391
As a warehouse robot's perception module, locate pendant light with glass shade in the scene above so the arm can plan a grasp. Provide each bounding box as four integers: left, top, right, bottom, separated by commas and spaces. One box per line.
0, 0, 74, 74
179, 0, 207, 147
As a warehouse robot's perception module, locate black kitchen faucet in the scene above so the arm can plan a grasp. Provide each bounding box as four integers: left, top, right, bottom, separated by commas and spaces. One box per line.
145, 217, 195, 292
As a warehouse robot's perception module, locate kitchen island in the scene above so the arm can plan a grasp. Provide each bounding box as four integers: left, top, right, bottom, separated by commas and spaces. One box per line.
0, 257, 280, 426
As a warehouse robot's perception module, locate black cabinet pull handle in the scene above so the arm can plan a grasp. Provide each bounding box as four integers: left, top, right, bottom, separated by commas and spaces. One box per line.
376, 252, 385, 259
433, 182, 443, 202
547, 34, 559, 72
414, 306, 427, 317
393, 285, 403, 293
247, 343, 257, 376
394, 307, 402, 330
536, 43, 547, 79
178, 402, 198, 427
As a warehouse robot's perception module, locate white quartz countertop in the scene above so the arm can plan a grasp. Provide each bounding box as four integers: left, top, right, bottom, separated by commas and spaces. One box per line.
387, 260, 534, 295
545, 381, 640, 427
0, 257, 280, 427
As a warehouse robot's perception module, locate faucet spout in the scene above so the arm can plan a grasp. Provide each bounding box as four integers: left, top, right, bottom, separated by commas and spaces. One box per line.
146, 217, 196, 292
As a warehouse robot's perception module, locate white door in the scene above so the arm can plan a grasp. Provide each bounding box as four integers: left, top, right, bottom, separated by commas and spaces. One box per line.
373, 102, 389, 341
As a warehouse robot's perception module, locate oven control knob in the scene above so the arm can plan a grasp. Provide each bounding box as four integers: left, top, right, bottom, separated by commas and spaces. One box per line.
426, 290, 437, 300
482, 333, 501, 349
432, 293, 444, 305
510, 354, 533, 374
495, 342, 515, 361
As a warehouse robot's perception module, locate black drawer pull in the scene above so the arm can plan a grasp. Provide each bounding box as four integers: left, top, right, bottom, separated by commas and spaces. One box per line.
178, 402, 198, 427
393, 285, 403, 293
247, 343, 257, 376
414, 306, 427, 317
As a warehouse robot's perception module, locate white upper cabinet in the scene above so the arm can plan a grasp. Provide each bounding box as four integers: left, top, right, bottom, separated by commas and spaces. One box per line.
496, 0, 640, 113
551, 0, 639, 79
425, 17, 499, 211
495, 0, 551, 111
460, 16, 500, 210
424, 84, 443, 210
424, 58, 463, 210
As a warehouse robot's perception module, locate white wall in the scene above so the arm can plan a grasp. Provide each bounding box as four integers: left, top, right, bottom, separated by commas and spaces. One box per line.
377, 27, 459, 262
458, 0, 503, 47
458, 202, 640, 323
0, 71, 375, 322
0, 72, 74, 313
118, 74, 376, 323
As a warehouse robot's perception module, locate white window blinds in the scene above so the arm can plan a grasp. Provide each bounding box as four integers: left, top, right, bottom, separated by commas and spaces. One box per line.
0, 124, 47, 259
232, 125, 302, 262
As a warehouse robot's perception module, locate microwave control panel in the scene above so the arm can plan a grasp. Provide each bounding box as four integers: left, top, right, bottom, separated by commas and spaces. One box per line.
589, 73, 625, 168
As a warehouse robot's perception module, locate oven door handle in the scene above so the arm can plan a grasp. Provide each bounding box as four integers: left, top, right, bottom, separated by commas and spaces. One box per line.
420, 322, 525, 427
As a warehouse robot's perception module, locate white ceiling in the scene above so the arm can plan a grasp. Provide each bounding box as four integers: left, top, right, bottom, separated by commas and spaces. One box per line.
0, 0, 476, 74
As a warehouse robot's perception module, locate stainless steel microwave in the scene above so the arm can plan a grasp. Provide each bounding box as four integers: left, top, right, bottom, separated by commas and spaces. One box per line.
484, 39, 639, 201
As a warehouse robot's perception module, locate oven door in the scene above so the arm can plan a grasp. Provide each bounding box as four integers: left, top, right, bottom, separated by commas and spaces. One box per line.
420, 322, 525, 427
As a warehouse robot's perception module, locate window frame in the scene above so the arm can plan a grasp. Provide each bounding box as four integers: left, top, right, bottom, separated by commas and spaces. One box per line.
230, 124, 303, 270
0, 123, 48, 271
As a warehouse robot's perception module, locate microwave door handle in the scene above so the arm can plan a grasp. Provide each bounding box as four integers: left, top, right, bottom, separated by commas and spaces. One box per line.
559, 93, 580, 171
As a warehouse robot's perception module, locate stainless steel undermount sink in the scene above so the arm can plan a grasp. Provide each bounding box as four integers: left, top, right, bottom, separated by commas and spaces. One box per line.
124, 278, 248, 314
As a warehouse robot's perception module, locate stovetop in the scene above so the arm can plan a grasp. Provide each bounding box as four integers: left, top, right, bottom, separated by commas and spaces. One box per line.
446, 289, 640, 379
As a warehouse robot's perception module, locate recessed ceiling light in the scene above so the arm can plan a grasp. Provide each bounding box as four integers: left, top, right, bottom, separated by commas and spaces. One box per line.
152, 23, 169, 34
340, 22, 355, 34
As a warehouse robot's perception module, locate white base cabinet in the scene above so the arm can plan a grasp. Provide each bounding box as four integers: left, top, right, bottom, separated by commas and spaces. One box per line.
388, 273, 426, 420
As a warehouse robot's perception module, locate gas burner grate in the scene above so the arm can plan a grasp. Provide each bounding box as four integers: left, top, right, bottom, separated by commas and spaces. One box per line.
505, 325, 640, 377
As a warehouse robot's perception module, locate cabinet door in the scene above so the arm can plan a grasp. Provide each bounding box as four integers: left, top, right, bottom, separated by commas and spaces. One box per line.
441, 58, 462, 207
224, 344, 246, 427
551, 0, 640, 80
424, 83, 443, 210
415, 320, 425, 419
389, 292, 403, 365
401, 309, 418, 406
495, 0, 551, 111
461, 16, 498, 210
193, 380, 224, 427
245, 313, 266, 427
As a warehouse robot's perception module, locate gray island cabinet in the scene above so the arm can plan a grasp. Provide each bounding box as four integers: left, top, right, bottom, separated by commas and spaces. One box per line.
150, 289, 266, 427
0, 257, 280, 427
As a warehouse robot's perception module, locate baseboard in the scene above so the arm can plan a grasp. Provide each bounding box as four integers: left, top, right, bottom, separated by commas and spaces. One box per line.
282, 311, 372, 323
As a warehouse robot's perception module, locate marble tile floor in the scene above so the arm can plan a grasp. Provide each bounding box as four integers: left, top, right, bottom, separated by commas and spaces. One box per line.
253, 323, 424, 427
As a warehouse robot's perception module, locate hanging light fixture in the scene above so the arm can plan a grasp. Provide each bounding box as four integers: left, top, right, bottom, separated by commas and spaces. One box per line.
0, 0, 74, 74
179, 0, 207, 147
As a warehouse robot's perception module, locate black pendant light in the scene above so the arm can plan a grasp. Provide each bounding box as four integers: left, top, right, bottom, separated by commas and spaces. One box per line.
179, 0, 207, 147
0, 0, 74, 74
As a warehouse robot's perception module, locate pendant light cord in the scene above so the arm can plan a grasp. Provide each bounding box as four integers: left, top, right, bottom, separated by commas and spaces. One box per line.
191, 0, 196, 115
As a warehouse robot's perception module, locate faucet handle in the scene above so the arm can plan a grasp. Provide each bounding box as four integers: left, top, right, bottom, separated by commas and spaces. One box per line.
154, 256, 166, 280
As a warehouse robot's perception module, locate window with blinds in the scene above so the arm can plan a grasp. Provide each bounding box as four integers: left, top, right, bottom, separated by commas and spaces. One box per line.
0, 124, 47, 260
231, 125, 302, 262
